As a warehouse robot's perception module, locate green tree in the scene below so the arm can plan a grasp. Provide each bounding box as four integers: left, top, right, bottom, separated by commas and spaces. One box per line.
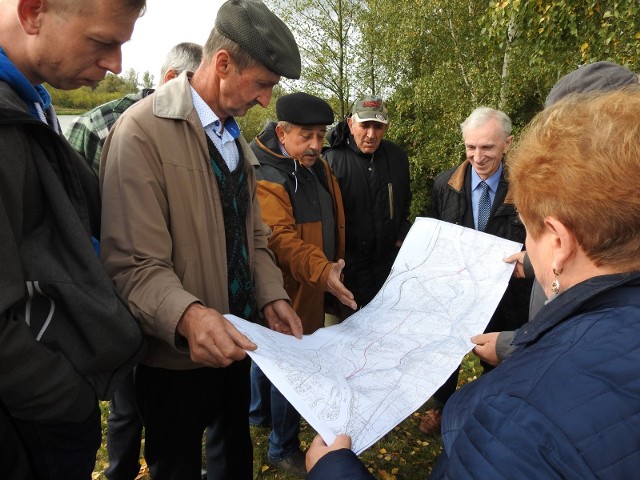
141, 71, 155, 89
268, 0, 365, 118
121, 68, 139, 92
49, 69, 141, 111
484, 0, 640, 71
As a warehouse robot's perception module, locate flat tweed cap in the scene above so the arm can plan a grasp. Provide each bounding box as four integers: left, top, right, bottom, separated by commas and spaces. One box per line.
545, 61, 639, 107
215, 0, 301, 79
276, 92, 334, 125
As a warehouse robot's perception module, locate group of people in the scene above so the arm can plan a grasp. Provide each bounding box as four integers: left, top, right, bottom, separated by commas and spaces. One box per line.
0, 0, 410, 478
305, 63, 640, 478
1, 0, 639, 479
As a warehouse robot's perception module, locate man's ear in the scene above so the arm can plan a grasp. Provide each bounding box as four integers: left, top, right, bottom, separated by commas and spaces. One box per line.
275, 123, 286, 145
503, 135, 514, 154
214, 50, 232, 79
17, 0, 46, 35
162, 69, 178, 84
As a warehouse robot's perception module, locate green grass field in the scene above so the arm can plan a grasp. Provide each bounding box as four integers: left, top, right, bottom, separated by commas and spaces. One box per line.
92, 354, 481, 480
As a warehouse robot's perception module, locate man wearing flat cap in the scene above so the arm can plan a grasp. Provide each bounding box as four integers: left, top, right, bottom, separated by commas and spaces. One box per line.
324, 96, 412, 319
248, 92, 356, 476
100, 1, 304, 478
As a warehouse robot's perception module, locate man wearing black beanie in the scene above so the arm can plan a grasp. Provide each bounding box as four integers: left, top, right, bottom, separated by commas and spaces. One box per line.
249, 92, 356, 477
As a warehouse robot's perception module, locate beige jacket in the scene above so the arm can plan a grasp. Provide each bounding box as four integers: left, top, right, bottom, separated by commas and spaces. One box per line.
100, 72, 288, 369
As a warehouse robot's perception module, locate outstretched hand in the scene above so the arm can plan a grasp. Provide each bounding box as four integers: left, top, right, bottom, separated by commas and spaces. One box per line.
306, 434, 352, 472
326, 259, 357, 310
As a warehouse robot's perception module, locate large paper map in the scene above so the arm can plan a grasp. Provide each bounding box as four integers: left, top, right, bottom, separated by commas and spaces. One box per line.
227, 217, 521, 454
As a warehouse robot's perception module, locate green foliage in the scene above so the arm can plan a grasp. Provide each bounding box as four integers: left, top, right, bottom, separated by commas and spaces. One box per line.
267, 0, 365, 117
48, 69, 140, 112
141, 71, 155, 89
264, 0, 638, 218
47, 85, 125, 111
236, 85, 286, 141
483, 0, 640, 69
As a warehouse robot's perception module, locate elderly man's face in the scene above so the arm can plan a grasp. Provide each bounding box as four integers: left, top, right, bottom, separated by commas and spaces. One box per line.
219, 62, 280, 118
463, 118, 513, 180
277, 124, 327, 168
29, 0, 140, 89
347, 118, 388, 154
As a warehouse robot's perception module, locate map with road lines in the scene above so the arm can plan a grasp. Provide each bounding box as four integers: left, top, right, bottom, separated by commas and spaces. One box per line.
227, 217, 521, 454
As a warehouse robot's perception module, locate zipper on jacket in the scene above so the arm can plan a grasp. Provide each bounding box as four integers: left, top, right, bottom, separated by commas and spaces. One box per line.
388, 183, 394, 220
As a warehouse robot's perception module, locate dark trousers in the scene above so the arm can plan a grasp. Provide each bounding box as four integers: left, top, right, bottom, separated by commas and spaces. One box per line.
5, 400, 101, 480
104, 371, 143, 480
135, 359, 252, 480
0, 401, 36, 480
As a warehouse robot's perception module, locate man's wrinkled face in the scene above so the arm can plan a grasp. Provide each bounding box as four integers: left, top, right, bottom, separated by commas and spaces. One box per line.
278, 124, 326, 168
463, 118, 513, 180
218, 62, 280, 118
347, 117, 387, 154
33, 1, 140, 89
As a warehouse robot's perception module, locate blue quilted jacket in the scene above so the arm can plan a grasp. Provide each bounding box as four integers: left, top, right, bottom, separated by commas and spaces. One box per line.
436, 271, 640, 479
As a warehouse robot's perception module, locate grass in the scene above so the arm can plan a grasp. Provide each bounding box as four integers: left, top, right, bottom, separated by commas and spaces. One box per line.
54, 107, 86, 115
92, 354, 481, 479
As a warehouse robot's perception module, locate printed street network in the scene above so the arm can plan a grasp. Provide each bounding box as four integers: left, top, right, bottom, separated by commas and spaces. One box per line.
227, 217, 521, 454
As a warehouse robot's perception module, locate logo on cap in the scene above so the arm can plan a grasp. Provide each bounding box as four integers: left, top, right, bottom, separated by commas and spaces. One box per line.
363, 101, 382, 108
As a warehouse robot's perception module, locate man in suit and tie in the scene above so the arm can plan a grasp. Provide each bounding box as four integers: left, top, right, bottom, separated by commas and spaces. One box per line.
419, 107, 533, 435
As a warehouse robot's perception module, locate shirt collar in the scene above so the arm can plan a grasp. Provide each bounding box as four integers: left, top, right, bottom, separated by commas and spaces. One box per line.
471, 161, 503, 192
189, 86, 240, 140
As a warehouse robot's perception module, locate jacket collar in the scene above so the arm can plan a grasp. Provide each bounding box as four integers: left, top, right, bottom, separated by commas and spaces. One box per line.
152, 71, 194, 120
448, 160, 514, 204
254, 122, 327, 177
152, 72, 259, 168
514, 271, 640, 346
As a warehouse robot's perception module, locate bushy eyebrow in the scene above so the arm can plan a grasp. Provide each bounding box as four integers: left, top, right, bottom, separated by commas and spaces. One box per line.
465, 142, 496, 149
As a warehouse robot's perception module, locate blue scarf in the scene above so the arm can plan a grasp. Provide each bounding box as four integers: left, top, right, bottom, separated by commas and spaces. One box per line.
0, 47, 52, 118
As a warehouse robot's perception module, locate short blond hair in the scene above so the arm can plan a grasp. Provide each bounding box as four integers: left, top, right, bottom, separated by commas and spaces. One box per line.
507, 88, 640, 269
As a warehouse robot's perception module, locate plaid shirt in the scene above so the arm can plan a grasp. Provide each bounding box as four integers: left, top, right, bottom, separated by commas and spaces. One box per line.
65, 89, 153, 174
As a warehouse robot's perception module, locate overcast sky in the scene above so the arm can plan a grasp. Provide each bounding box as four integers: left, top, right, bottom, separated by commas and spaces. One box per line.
120, 0, 226, 86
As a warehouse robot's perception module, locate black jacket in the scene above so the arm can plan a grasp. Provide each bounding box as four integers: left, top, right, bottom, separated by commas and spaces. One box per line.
432, 160, 533, 332
0, 83, 145, 423
323, 120, 412, 309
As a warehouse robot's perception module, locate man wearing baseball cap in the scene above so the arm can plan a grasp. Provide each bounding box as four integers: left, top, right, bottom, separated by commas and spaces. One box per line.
100, 1, 303, 478
249, 92, 356, 476
324, 96, 412, 319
